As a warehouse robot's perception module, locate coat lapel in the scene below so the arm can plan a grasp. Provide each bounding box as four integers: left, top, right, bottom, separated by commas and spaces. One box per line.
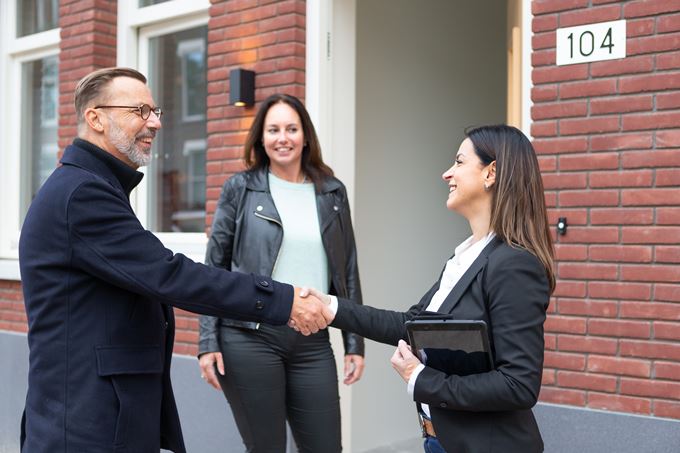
437, 237, 502, 314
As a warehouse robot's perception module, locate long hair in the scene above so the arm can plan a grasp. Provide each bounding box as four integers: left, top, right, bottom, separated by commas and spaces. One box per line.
467, 125, 555, 293
243, 94, 333, 187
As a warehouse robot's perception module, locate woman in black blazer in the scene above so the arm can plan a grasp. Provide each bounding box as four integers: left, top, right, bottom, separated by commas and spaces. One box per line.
300, 125, 555, 453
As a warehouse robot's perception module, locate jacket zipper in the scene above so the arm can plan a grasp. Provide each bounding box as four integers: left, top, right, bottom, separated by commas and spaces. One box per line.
253, 211, 284, 277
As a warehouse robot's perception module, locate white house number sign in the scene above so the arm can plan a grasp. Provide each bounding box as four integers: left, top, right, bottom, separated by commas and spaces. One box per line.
556, 20, 626, 66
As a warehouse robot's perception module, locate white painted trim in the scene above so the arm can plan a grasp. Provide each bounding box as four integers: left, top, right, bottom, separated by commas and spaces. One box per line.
152, 233, 207, 263
0, 1, 60, 260
0, 260, 21, 281
305, 0, 332, 161
129, 0, 210, 28
307, 2, 357, 452
117, 0, 210, 258
522, 0, 533, 138
9, 28, 60, 58
329, 0, 357, 209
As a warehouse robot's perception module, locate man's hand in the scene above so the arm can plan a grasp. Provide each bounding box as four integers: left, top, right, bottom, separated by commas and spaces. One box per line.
288, 287, 334, 336
343, 354, 365, 385
198, 352, 224, 390
299, 287, 331, 306
390, 339, 421, 382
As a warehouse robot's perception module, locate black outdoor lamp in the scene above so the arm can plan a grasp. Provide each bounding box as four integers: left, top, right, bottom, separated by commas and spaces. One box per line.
229, 68, 255, 107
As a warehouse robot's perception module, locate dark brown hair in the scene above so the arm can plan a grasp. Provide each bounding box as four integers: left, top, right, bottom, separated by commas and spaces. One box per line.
466, 125, 556, 292
244, 93, 333, 187
74, 67, 147, 126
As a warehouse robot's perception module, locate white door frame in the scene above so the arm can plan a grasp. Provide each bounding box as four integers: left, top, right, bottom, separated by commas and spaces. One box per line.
304, 1, 533, 451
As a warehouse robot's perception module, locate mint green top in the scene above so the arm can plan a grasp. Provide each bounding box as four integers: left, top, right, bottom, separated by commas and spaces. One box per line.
268, 173, 330, 293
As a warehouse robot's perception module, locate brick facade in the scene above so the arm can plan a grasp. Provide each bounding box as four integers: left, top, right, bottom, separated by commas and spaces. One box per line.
0, 281, 25, 333
2, 0, 679, 422
532, 0, 680, 419
57, 0, 118, 151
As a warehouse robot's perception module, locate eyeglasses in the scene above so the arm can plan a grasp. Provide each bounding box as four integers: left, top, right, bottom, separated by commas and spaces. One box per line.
94, 104, 163, 120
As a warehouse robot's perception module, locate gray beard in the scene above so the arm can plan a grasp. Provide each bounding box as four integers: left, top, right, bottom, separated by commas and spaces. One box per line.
108, 121, 152, 167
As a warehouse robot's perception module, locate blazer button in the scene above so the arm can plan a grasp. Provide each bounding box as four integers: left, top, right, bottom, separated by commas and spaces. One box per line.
260, 280, 269, 287
439, 402, 448, 408
333, 205, 339, 211
164, 322, 168, 329
256, 205, 263, 212
255, 300, 264, 310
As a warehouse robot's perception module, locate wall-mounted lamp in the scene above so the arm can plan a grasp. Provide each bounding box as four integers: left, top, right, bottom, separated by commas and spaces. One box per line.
557, 217, 568, 236
229, 68, 255, 107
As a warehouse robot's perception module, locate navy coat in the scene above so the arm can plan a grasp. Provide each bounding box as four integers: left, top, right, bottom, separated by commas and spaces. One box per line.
19, 139, 294, 452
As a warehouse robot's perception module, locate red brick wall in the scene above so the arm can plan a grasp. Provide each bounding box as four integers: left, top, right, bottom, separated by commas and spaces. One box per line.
174, 0, 307, 356
532, 0, 680, 420
0, 281, 26, 333
57, 0, 118, 151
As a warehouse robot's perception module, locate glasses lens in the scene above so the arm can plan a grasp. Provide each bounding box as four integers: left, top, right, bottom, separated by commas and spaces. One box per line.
154, 107, 163, 119
140, 104, 151, 120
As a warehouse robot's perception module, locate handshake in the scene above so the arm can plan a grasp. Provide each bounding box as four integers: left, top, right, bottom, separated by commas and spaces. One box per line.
288, 287, 335, 335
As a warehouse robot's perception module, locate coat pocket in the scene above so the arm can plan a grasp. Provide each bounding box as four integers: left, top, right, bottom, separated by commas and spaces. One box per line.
95, 345, 163, 376
95, 345, 164, 448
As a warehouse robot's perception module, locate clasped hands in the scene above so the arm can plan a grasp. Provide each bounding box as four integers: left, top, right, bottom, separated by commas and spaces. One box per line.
287, 287, 334, 335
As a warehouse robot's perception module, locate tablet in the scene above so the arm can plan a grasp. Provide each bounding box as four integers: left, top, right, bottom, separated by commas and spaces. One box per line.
405, 319, 494, 375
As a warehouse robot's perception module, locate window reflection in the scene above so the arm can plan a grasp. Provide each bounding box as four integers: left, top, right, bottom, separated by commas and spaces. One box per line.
139, 0, 173, 6
21, 56, 59, 220
17, 0, 59, 37
148, 26, 207, 232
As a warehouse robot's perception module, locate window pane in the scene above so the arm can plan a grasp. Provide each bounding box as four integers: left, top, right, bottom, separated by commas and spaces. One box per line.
21, 56, 59, 220
147, 26, 208, 233
17, 0, 59, 37
139, 0, 173, 6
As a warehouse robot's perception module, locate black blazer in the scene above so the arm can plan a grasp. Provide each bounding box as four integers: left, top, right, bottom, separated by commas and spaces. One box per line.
332, 237, 550, 453
19, 140, 294, 453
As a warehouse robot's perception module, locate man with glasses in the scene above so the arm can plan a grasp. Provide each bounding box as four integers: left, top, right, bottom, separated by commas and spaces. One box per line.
18, 67, 332, 453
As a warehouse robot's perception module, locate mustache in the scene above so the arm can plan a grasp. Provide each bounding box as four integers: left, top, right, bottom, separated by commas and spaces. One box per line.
135, 130, 156, 140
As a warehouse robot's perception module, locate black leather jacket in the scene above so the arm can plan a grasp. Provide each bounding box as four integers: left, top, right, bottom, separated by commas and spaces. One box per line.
199, 167, 365, 356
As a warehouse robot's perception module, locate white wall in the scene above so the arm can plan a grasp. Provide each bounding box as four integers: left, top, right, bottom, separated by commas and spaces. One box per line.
353, 1, 507, 450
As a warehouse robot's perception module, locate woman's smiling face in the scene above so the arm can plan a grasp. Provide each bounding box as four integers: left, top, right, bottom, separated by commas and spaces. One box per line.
261, 101, 305, 173
442, 138, 493, 216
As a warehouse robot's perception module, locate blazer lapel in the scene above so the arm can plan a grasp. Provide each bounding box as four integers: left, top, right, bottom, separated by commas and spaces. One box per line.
437, 237, 502, 314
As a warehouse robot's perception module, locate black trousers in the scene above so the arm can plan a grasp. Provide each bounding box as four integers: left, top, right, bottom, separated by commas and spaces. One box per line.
216, 324, 342, 453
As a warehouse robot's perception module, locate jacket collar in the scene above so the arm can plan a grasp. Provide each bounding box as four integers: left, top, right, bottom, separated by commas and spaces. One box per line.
61, 138, 144, 197
437, 236, 503, 314
245, 166, 341, 193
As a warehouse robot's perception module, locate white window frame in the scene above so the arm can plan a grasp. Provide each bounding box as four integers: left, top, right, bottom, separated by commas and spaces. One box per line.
118, 0, 210, 262
0, 0, 60, 279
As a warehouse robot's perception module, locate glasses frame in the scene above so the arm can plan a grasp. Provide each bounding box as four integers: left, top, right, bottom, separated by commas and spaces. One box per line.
94, 104, 163, 120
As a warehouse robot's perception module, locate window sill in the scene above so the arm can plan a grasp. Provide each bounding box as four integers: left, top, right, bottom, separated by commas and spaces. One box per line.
0, 259, 20, 281
0, 233, 208, 282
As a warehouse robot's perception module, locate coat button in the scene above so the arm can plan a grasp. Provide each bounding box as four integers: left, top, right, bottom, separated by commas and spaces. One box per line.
164, 322, 168, 329
260, 280, 269, 287
255, 300, 264, 310
333, 205, 339, 211
439, 402, 447, 408
256, 205, 263, 212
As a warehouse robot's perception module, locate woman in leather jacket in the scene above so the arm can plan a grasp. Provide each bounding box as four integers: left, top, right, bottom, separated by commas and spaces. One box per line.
198, 93, 365, 452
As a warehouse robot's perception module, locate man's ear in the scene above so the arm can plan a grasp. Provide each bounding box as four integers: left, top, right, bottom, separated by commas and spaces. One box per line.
485, 161, 496, 188
83, 107, 105, 133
